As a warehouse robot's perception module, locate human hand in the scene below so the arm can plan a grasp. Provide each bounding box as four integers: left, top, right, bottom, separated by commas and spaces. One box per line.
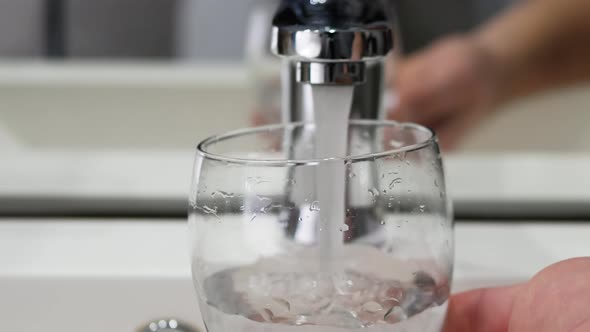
389, 36, 502, 151
443, 257, 590, 332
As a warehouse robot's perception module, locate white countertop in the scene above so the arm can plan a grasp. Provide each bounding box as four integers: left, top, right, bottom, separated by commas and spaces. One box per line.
1, 219, 589, 288
1, 219, 589, 332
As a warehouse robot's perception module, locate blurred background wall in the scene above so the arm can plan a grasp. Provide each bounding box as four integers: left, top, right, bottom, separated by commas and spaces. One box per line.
0, 0, 513, 60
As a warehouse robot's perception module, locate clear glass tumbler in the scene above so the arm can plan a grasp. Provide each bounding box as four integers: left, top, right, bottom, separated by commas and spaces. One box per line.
189, 120, 453, 332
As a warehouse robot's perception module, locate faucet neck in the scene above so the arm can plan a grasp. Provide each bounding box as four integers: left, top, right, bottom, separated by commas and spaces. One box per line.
272, 0, 388, 28
271, 0, 393, 85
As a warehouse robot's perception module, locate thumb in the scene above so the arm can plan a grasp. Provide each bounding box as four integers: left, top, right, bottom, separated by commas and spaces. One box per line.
443, 284, 522, 332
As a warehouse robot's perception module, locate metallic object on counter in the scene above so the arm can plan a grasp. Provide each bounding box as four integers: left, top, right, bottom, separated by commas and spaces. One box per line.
137, 318, 199, 332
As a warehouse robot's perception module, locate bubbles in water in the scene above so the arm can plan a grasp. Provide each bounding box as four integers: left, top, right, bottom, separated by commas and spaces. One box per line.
384, 306, 407, 323
419, 205, 426, 212
203, 263, 448, 329
380, 220, 385, 225
274, 298, 291, 312
310, 201, 321, 211
261, 308, 274, 321
250, 214, 257, 222
363, 301, 383, 313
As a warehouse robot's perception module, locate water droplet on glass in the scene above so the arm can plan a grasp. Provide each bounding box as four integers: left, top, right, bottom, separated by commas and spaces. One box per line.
310, 201, 321, 211
298, 217, 303, 222
196, 205, 220, 219
340, 224, 350, 232
202, 205, 217, 214
419, 205, 425, 212
405, 160, 411, 165
389, 139, 403, 148
248, 176, 270, 185
250, 213, 257, 222
348, 172, 356, 179
389, 178, 402, 189
380, 220, 385, 225
368, 188, 380, 202
215, 190, 234, 198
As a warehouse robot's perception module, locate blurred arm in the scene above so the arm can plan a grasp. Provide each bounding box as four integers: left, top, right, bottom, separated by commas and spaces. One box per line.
476, 0, 590, 102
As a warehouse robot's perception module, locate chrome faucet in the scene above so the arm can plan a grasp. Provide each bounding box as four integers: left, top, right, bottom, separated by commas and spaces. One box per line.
270, 0, 395, 241
270, 0, 394, 122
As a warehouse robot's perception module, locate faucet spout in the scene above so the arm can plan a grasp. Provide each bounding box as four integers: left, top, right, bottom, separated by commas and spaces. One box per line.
271, 0, 394, 85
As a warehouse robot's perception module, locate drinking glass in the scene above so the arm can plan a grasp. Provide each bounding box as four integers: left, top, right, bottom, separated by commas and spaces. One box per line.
189, 120, 453, 332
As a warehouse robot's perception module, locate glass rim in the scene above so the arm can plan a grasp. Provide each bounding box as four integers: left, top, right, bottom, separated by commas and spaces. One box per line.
197, 119, 436, 166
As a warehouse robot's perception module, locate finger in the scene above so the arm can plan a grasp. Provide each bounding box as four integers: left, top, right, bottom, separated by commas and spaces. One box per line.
430, 103, 489, 151
443, 284, 523, 332
392, 64, 466, 126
